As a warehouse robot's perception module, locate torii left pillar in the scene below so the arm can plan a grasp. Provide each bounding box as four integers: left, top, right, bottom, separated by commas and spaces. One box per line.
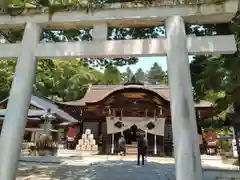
0, 22, 41, 180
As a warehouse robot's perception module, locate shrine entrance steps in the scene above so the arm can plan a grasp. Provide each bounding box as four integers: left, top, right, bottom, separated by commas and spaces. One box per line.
126, 142, 138, 155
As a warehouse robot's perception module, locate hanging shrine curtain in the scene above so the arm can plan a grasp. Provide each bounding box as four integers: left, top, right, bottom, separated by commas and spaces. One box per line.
106, 117, 166, 136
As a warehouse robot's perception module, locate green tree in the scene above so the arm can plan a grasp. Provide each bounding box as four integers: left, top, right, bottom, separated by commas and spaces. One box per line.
190, 12, 240, 126
0, 59, 104, 102
36, 59, 104, 101
103, 65, 121, 84
147, 62, 168, 84
121, 67, 134, 83
135, 68, 145, 82
0, 60, 16, 100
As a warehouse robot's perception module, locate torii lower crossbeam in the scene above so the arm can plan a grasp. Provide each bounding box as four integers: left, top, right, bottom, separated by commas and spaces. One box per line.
0, 35, 236, 58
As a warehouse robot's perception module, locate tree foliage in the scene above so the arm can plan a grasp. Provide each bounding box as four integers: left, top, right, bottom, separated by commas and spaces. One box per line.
0, 59, 104, 101
190, 12, 240, 122
135, 68, 145, 82
36, 59, 105, 101
103, 64, 121, 84
0, 59, 170, 102
147, 62, 168, 85
121, 67, 133, 82
0, 60, 16, 100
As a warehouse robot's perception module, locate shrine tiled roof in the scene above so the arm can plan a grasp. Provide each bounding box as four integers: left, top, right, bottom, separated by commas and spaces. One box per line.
0, 95, 78, 123
62, 84, 213, 108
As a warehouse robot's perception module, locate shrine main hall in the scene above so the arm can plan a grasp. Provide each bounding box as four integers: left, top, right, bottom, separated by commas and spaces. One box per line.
59, 81, 214, 156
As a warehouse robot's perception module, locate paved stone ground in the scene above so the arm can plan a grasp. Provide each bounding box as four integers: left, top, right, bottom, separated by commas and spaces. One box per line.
16, 156, 239, 180
17, 160, 176, 180
16, 152, 238, 180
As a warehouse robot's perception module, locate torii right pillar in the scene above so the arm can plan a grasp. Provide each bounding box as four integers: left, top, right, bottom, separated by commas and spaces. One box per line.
165, 16, 203, 180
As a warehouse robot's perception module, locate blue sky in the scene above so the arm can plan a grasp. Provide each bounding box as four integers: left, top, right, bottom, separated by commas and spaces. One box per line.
118, 56, 194, 73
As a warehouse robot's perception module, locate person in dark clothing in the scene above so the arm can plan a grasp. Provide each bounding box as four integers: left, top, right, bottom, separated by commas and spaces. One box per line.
61, 136, 68, 149
137, 135, 148, 165
118, 135, 126, 156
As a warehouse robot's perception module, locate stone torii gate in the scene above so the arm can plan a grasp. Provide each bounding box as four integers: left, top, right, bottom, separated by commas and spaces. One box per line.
0, 1, 238, 180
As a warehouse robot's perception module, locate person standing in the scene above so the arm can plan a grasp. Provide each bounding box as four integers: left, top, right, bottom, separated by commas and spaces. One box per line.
118, 135, 126, 156
137, 134, 148, 165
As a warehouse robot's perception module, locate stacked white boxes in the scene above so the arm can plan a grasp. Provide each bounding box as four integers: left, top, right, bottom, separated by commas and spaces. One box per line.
76, 129, 98, 152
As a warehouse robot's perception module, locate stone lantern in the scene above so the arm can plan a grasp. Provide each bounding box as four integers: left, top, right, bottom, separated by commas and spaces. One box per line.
41, 108, 56, 135
37, 109, 57, 156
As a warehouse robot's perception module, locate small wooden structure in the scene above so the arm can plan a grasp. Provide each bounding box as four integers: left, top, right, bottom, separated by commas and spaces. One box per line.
0, 95, 78, 155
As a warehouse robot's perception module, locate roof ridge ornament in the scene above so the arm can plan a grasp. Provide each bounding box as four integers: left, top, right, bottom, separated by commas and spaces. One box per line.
124, 75, 144, 86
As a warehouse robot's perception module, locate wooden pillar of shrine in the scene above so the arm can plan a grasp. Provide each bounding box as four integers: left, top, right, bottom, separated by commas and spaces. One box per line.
159, 107, 165, 155
98, 121, 102, 137
153, 109, 157, 155
80, 109, 84, 135
111, 108, 116, 154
